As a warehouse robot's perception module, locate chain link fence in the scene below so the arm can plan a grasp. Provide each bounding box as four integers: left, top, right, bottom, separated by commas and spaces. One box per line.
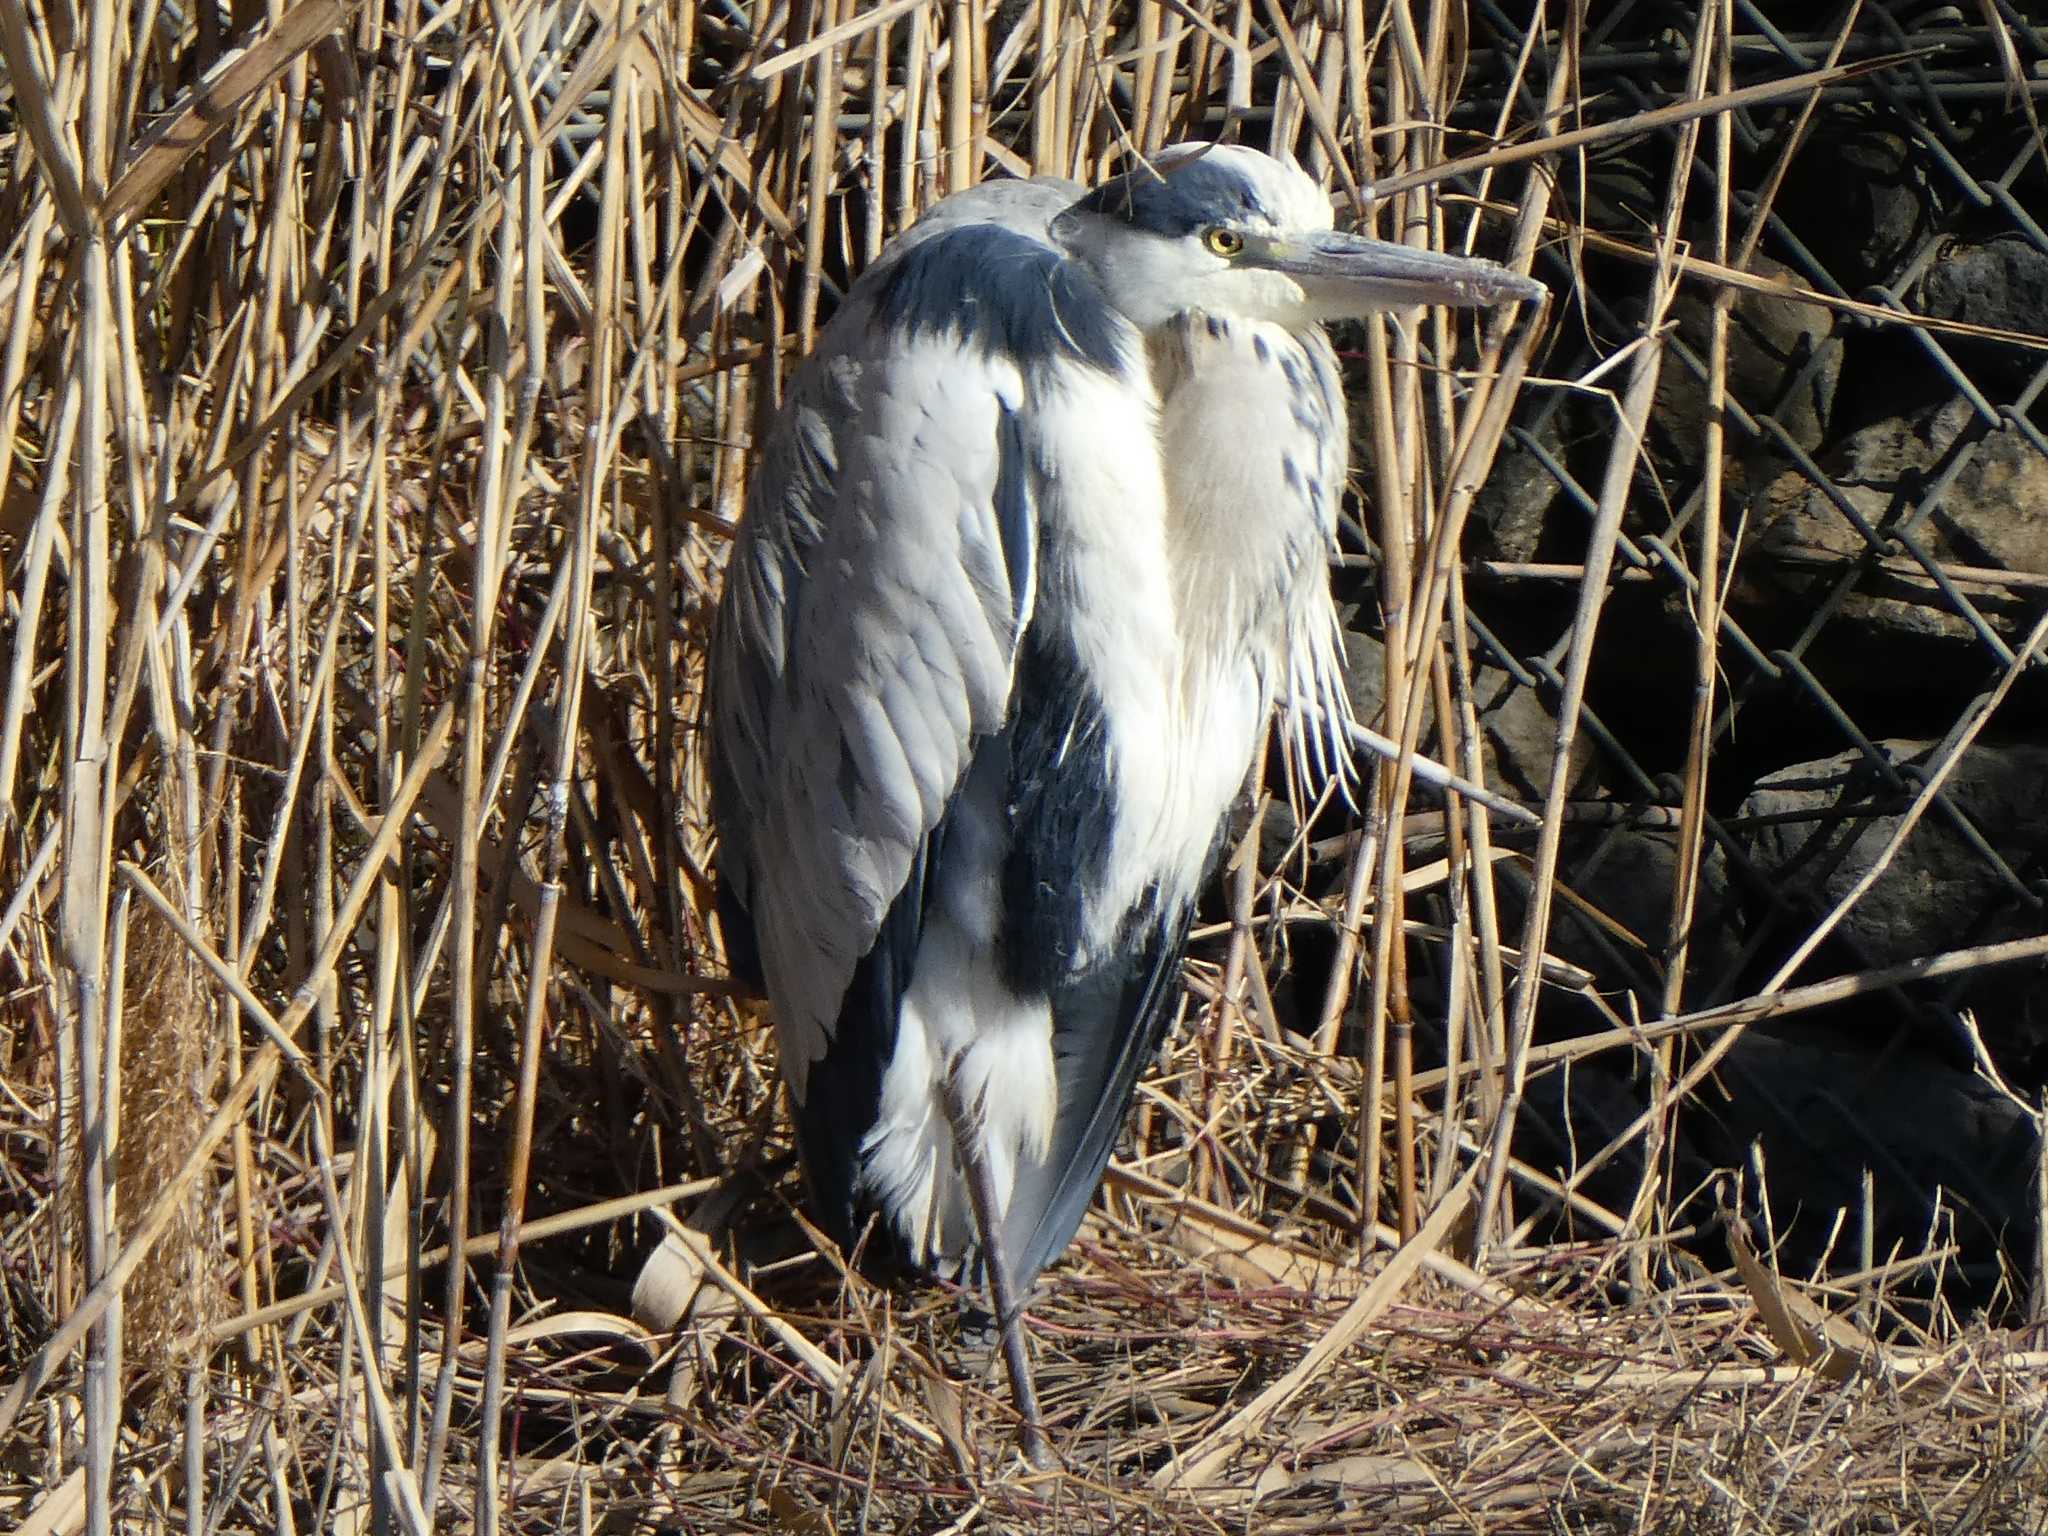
1382, 3, 2048, 1299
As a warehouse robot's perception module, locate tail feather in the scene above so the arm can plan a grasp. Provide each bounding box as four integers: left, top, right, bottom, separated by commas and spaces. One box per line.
1004, 908, 1192, 1288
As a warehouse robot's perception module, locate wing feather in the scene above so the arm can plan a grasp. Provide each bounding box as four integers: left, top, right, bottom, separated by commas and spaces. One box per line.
709, 184, 1139, 1109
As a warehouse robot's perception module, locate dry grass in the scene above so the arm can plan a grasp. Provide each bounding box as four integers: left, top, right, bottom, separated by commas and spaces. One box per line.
3, 1, 2047, 1531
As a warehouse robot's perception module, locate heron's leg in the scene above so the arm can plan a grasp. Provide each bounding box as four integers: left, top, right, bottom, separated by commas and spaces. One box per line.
941, 1063, 1057, 1471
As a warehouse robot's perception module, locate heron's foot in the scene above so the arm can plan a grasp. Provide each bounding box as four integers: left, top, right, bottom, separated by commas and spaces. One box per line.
954, 1300, 1058, 1471
955, 1300, 999, 1368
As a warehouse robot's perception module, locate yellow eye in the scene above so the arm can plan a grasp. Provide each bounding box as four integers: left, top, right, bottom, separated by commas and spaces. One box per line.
1203, 226, 1245, 257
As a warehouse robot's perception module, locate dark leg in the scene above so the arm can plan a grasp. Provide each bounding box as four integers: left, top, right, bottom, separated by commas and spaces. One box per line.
942, 1063, 1057, 1471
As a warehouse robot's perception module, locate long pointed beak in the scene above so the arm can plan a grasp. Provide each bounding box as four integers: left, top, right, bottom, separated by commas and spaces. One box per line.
1256, 229, 1545, 311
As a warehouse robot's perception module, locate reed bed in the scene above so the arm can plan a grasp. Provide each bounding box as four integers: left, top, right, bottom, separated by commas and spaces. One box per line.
3, 0, 2047, 1530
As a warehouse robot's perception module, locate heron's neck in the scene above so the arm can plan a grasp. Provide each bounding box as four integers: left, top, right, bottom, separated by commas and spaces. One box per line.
1145, 312, 1345, 700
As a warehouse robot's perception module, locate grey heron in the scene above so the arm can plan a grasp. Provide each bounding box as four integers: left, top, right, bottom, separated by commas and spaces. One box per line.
707, 143, 1541, 1463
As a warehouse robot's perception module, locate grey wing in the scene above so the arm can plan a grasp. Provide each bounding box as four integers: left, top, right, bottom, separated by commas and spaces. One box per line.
883, 176, 1085, 257
709, 186, 1110, 1094
710, 327, 1035, 1084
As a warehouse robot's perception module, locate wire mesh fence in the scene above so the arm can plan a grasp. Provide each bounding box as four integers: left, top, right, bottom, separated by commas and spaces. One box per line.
1392, 3, 2048, 1308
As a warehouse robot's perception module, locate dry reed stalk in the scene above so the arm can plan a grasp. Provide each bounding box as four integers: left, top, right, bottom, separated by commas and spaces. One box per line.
1472, 0, 1713, 1256
1153, 1159, 1480, 1491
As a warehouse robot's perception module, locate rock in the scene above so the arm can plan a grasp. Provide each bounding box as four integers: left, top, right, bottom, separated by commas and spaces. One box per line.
1919, 236, 2048, 337
1652, 254, 1841, 474
1495, 823, 1744, 1015
1478, 254, 1840, 562
1914, 236, 2048, 392
1693, 1032, 2040, 1306
1471, 400, 1576, 564
1779, 123, 1930, 288
1515, 1053, 1722, 1243
1745, 399, 2048, 643
1561, 825, 1742, 1005
1740, 739, 2048, 1075
1341, 628, 1597, 802
1742, 738, 2048, 959
1514, 1031, 2041, 1307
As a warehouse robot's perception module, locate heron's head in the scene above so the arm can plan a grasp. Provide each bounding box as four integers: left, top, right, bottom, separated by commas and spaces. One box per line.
1050, 143, 1542, 331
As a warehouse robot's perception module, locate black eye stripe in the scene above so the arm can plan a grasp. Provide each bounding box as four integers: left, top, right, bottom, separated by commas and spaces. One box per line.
1072, 156, 1278, 237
